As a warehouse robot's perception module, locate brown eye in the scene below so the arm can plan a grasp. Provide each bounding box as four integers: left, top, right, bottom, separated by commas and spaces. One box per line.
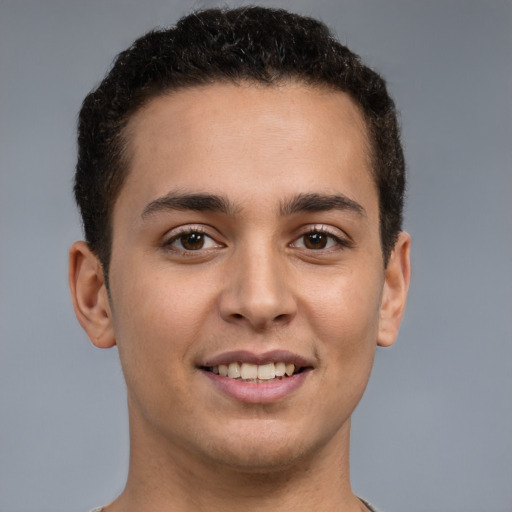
166, 229, 222, 252
291, 229, 346, 251
303, 232, 328, 249
180, 232, 205, 250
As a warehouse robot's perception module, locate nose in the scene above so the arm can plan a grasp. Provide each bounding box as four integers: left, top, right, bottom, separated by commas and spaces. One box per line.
218, 242, 297, 330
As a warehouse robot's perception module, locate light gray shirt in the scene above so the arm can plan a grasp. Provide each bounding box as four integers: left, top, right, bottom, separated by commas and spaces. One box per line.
91, 499, 380, 511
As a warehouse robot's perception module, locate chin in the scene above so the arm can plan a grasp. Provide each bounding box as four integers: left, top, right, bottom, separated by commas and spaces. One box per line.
210, 446, 309, 475
196, 421, 326, 474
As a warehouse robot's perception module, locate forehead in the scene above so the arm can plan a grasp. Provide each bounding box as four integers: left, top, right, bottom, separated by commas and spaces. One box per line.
126, 82, 370, 159
118, 82, 376, 219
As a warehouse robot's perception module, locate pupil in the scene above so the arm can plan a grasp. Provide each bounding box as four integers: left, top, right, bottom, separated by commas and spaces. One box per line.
305, 232, 327, 249
181, 232, 204, 250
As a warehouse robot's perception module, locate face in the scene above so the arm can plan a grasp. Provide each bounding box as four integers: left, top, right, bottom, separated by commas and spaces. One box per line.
73, 82, 409, 473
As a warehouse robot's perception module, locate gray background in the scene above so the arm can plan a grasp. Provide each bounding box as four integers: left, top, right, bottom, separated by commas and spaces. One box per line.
0, 0, 510, 511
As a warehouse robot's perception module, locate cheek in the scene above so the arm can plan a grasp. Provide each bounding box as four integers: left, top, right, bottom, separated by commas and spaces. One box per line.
109, 261, 217, 386
291, 269, 382, 438
113, 259, 214, 335
303, 266, 383, 368
307, 264, 382, 327
109, 268, 210, 422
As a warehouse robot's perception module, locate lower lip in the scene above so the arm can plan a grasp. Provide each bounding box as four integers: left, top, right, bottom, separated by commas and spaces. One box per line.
201, 370, 311, 404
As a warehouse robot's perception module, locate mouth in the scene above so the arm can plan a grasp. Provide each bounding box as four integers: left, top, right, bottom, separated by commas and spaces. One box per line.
198, 350, 313, 403
201, 361, 308, 383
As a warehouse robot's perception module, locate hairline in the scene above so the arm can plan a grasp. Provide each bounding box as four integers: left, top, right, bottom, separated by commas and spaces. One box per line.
101, 78, 384, 286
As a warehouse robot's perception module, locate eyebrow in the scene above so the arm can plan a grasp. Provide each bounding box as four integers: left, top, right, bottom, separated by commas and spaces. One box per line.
141, 191, 238, 219
280, 193, 366, 217
141, 191, 366, 220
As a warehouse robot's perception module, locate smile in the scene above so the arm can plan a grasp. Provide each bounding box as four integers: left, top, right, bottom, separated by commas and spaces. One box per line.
206, 362, 298, 382
199, 351, 313, 402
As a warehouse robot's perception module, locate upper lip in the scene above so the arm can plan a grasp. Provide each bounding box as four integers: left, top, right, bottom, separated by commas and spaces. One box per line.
201, 350, 314, 368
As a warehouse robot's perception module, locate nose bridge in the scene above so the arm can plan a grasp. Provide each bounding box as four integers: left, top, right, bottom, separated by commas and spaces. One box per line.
219, 234, 296, 328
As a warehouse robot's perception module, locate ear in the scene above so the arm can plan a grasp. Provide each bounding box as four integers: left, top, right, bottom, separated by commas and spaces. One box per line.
69, 241, 116, 348
377, 231, 411, 347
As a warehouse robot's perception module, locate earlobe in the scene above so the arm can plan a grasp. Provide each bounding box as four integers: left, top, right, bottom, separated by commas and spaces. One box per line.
377, 231, 411, 347
69, 241, 116, 349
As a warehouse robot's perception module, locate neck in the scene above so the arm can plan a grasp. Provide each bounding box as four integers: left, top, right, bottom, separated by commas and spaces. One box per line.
108, 409, 365, 512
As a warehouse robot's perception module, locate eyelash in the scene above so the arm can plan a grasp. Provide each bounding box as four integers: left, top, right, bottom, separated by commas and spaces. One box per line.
161, 225, 351, 254
291, 226, 351, 251
162, 226, 223, 253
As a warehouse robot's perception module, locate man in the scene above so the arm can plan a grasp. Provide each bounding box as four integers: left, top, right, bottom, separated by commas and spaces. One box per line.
69, 7, 410, 511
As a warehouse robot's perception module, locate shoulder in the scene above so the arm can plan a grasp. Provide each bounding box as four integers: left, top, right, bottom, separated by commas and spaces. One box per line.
359, 497, 382, 511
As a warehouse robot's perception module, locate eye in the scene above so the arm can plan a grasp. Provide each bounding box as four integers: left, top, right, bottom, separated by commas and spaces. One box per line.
301, 232, 332, 250
291, 228, 348, 251
165, 228, 223, 252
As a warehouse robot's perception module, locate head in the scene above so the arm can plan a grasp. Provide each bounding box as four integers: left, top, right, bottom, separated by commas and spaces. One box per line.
75, 6, 405, 283
70, 6, 410, 480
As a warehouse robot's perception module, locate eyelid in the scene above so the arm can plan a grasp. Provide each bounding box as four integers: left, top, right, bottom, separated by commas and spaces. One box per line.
291, 224, 352, 249
161, 224, 225, 251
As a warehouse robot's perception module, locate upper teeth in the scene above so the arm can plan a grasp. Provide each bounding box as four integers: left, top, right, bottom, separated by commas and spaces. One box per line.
213, 362, 295, 380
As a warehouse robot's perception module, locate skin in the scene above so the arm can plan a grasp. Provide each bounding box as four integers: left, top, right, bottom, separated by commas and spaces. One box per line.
69, 82, 410, 512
